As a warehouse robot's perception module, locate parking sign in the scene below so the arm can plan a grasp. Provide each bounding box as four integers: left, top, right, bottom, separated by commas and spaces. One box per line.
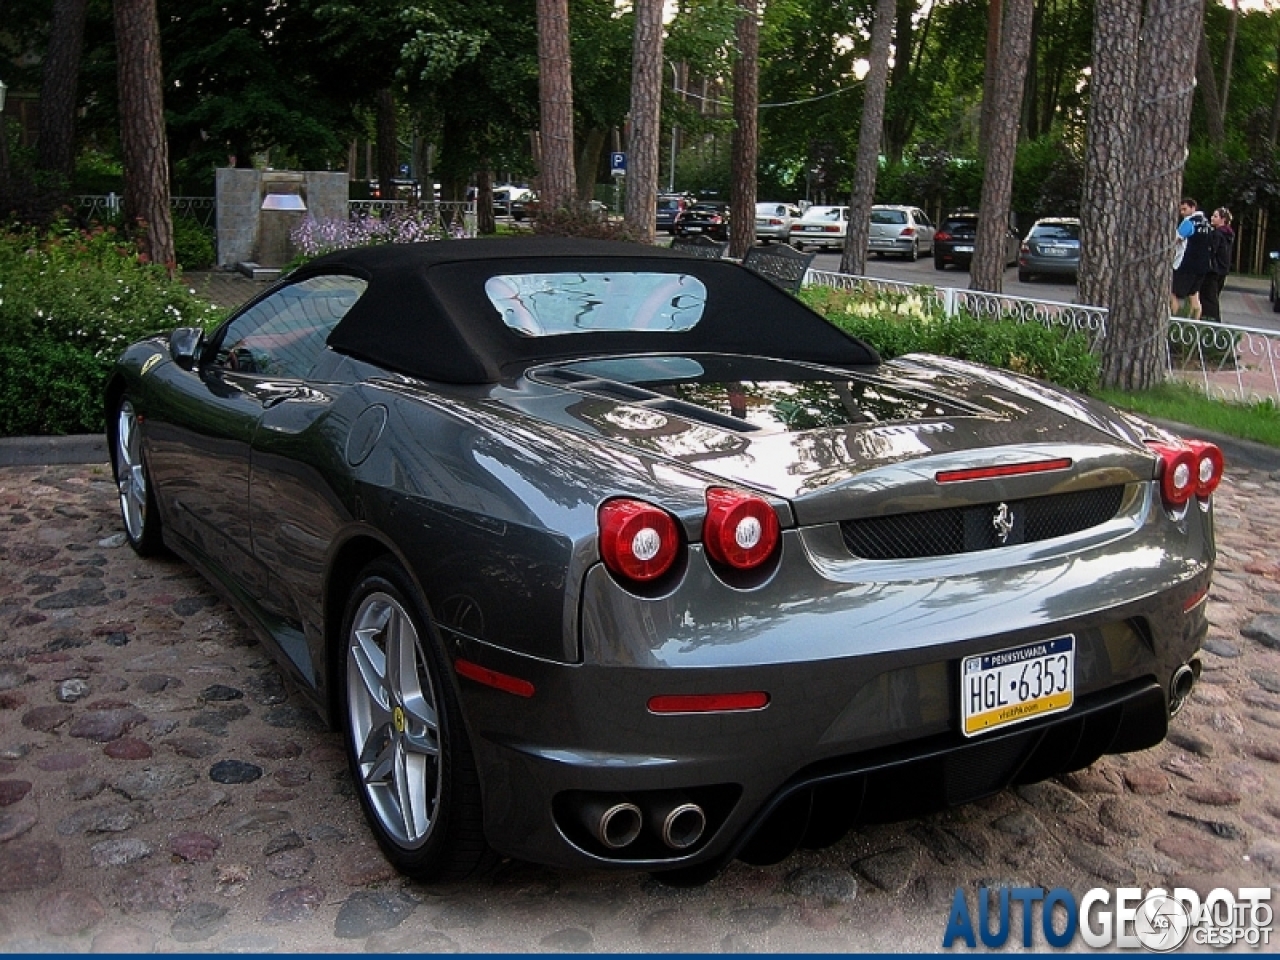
610, 152, 626, 176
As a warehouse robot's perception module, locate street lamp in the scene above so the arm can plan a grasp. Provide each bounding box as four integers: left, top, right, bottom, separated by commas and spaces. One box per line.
667, 62, 679, 194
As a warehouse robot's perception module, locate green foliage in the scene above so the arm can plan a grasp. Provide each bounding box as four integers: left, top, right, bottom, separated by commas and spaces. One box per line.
0, 220, 225, 435
172, 217, 216, 270
798, 283, 1100, 393
1012, 136, 1084, 223
0, 339, 110, 436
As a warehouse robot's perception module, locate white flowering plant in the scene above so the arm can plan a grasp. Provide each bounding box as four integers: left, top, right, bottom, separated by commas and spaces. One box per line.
0, 219, 224, 436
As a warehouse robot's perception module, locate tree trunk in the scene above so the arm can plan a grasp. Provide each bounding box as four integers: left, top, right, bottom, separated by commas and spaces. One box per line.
1220, 0, 1238, 118
1101, 0, 1204, 391
114, 0, 174, 271
477, 167, 495, 235
882, 0, 919, 165
728, 0, 759, 260
970, 0, 1034, 293
625, 0, 665, 244
978, 0, 1004, 157
38, 0, 89, 184
578, 126, 607, 205
536, 0, 577, 213
375, 88, 399, 197
1196, 28, 1225, 145
1078, 0, 1141, 309
841, 0, 896, 277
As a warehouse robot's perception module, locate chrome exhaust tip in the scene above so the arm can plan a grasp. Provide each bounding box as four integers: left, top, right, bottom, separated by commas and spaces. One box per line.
581, 799, 642, 850
1169, 660, 1199, 717
650, 797, 707, 850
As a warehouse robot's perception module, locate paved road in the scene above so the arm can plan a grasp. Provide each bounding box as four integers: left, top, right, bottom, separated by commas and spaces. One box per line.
807, 250, 1280, 333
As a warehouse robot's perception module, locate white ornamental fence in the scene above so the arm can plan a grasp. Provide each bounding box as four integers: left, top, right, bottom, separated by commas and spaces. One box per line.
804, 269, 1280, 407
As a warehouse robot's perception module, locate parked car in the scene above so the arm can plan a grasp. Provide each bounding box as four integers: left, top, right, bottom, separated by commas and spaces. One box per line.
754, 202, 802, 245
933, 211, 1021, 271
868, 205, 936, 260
674, 202, 730, 241
1019, 217, 1081, 282
789, 205, 849, 251
656, 195, 691, 234
493, 186, 532, 218
107, 237, 1222, 884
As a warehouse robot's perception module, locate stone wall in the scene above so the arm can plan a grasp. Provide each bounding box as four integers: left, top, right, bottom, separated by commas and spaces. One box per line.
215, 169, 349, 268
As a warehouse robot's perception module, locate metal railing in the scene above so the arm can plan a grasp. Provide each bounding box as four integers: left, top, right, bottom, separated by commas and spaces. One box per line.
73, 195, 217, 228
804, 269, 1280, 406
72, 196, 477, 238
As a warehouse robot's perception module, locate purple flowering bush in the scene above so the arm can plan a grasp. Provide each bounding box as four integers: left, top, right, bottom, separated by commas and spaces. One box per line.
290, 209, 445, 259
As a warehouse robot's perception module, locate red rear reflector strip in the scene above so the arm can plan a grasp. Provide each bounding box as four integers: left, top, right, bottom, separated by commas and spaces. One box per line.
455, 658, 535, 698
648, 692, 770, 714
936, 458, 1073, 484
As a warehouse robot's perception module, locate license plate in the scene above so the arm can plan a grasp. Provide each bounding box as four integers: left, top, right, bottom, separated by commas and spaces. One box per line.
961, 636, 1074, 737
1042, 247, 1068, 257
685, 226, 702, 233
954, 245, 973, 253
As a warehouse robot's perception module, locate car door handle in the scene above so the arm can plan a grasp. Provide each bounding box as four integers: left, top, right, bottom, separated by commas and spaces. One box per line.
261, 387, 301, 409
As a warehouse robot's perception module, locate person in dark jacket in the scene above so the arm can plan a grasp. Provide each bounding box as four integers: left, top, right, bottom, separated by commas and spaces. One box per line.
1199, 207, 1234, 322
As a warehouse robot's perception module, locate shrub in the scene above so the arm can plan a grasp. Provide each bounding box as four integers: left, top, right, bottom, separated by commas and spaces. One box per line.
0, 219, 224, 436
798, 283, 1100, 393
532, 206, 644, 242
172, 215, 216, 270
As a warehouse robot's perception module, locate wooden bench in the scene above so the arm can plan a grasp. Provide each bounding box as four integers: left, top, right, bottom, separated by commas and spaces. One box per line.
742, 243, 816, 293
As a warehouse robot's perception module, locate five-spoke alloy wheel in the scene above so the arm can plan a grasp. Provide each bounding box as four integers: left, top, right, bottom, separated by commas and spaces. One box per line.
114, 397, 163, 555
341, 560, 490, 880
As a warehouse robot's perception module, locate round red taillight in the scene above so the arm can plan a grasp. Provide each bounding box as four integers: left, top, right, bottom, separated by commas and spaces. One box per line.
703, 488, 780, 570
598, 498, 681, 583
1149, 442, 1197, 507
1185, 440, 1225, 498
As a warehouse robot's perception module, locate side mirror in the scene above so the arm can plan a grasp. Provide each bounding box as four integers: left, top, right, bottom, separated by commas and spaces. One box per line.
169, 327, 205, 371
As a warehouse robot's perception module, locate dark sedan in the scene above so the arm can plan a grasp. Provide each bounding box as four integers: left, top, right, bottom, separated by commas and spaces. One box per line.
1019, 217, 1081, 282
933, 212, 1021, 271
674, 202, 730, 241
107, 237, 1221, 885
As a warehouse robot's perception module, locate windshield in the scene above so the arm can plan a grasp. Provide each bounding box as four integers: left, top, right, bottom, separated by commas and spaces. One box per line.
871, 209, 908, 225
1031, 223, 1080, 241
485, 272, 707, 337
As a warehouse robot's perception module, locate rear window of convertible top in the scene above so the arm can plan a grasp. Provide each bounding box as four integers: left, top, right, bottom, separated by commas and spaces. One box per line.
484, 272, 707, 337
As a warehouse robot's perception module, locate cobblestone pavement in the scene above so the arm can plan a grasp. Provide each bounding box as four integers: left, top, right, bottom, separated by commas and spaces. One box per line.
0, 459, 1277, 953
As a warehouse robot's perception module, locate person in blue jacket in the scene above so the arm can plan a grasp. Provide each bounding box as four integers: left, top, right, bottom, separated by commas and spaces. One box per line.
1171, 197, 1214, 319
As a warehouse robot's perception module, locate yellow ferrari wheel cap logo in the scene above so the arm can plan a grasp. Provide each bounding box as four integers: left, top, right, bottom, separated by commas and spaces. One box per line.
393, 706, 405, 732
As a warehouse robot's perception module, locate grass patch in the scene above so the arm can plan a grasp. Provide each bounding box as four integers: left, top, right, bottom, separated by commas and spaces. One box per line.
1096, 382, 1280, 448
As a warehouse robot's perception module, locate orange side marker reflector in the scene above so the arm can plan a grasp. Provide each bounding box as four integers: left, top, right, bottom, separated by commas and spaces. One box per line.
1182, 588, 1209, 613
455, 658, 535, 698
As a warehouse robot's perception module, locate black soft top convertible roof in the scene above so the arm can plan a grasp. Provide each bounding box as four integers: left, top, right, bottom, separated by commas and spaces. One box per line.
292, 237, 878, 383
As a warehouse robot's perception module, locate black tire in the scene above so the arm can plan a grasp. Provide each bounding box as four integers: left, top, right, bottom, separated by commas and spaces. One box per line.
1018, 270, 1031, 283
340, 558, 494, 882
1273, 293, 1280, 314
906, 241, 918, 261
113, 396, 165, 556
933, 255, 946, 271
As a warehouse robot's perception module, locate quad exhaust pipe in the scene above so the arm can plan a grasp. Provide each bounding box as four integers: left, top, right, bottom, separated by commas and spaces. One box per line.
578, 793, 707, 851
1169, 659, 1201, 717
580, 798, 642, 850
649, 795, 707, 850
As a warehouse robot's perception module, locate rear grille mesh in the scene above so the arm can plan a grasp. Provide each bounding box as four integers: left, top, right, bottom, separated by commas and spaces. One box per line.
840, 486, 1125, 560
